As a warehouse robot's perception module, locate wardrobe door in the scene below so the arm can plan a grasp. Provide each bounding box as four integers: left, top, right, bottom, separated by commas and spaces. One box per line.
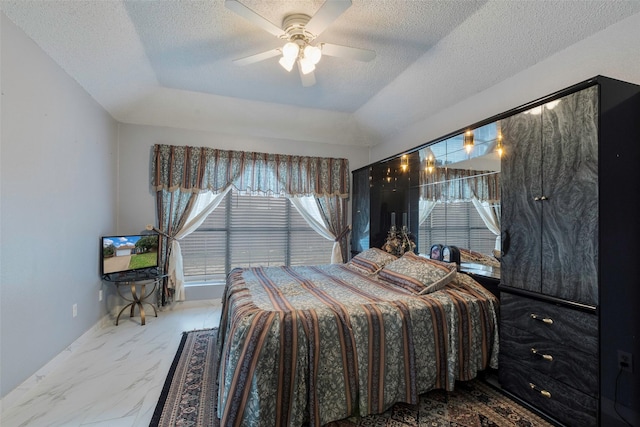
540, 86, 599, 305
500, 110, 543, 293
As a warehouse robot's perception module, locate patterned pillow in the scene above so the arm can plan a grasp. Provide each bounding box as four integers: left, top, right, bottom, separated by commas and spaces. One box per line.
459, 248, 501, 268
378, 251, 457, 294
347, 248, 398, 274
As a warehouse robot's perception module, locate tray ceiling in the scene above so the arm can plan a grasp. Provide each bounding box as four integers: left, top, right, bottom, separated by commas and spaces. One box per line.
2, 1, 640, 146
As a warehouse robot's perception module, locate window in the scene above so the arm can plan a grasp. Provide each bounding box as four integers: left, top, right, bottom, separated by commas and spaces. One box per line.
180, 189, 334, 282
418, 201, 495, 255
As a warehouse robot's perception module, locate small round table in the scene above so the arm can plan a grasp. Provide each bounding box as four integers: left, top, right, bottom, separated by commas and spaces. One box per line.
103, 274, 166, 325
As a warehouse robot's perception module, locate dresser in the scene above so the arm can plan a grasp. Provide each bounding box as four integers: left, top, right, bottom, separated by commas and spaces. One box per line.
499, 293, 598, 425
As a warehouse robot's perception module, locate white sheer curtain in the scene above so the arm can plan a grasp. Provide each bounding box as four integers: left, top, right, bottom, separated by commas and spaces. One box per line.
471, 196, 501, 251
167, 186, 232, 301
288, 195, 342, 264
419, 199, 438, 226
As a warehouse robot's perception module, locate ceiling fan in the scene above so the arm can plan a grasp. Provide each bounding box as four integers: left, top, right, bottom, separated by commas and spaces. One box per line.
225, 0, 376, 87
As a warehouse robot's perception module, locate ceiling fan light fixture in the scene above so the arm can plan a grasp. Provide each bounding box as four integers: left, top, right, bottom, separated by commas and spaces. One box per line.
279, 55, 296, 72
299, 57, 316, 75
226, 1, 375, 87
304, 45, 322, 65
282, 41, 300, 60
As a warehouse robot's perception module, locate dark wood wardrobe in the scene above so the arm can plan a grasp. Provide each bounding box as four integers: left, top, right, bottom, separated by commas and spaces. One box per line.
499, 77, 640, 426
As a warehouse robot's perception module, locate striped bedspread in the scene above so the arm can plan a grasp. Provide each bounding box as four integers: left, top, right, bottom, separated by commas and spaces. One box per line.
216, 264, 499, 426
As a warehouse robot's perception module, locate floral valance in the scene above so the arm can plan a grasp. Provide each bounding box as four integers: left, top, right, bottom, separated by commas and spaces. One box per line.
152, 144, 350, 198
419, 168, 500, 202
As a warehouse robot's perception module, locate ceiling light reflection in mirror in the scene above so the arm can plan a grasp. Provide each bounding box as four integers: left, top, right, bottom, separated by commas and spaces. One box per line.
416, 120, 502, 262
420, 121, 502, 173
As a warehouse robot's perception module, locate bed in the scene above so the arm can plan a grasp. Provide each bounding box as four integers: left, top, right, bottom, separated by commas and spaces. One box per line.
216, 249, 499, 426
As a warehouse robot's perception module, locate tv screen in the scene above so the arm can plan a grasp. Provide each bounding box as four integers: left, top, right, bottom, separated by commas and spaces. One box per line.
101, 234, 159, 277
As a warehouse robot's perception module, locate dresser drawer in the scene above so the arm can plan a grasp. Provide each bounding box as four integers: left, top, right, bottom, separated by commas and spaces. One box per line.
499, 356, 597, 427
500, 324, 598, 396
500, 292, 598, 353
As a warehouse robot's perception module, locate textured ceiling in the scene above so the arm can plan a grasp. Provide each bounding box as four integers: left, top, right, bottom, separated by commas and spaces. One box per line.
3, 1, 640, 147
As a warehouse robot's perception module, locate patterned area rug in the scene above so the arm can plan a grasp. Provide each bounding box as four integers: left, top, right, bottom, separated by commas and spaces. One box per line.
151, 328, 554, 427
150, 328, 218, 427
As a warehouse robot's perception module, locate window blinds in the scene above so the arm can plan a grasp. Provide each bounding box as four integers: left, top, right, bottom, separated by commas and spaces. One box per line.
418, 201, 495, 255
180, 190, 334, 282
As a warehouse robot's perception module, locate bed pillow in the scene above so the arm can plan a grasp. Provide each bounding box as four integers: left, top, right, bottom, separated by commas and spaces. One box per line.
378, 251, 457, 294
347, 248, 398, 274
459, 248, 501, 268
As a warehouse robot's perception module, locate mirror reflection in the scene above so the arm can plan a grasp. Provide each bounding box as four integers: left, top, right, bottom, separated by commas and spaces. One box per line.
415, 121, 502, 276
367, 154, 418, 251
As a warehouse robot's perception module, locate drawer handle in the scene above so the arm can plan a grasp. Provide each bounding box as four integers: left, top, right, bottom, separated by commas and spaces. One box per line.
530, 313, 553, 325
531, 348, 553, 361
529, 382, 552, 399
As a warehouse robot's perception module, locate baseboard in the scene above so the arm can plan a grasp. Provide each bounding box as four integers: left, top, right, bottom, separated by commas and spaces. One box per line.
0, 313, 113, 412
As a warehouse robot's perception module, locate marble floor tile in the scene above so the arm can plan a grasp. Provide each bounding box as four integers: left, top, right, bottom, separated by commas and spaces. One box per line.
0, 299, 222, 427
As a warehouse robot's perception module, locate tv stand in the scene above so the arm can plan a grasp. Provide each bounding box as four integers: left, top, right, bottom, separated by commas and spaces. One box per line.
102, 273, 167, 326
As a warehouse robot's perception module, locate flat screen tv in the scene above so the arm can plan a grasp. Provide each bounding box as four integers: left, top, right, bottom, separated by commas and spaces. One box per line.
101, 234, 159, 277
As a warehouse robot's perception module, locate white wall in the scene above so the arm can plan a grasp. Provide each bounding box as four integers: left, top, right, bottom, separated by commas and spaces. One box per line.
0, 14, 118, 397
115, 123, 370, 234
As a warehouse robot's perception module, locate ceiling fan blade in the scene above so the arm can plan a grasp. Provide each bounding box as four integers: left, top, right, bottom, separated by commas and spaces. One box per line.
225, 0, 286, 38
233, 48, 281, 66
298, 62, 316, 87
305, 0, 352, 37
321, 43, 376, 62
